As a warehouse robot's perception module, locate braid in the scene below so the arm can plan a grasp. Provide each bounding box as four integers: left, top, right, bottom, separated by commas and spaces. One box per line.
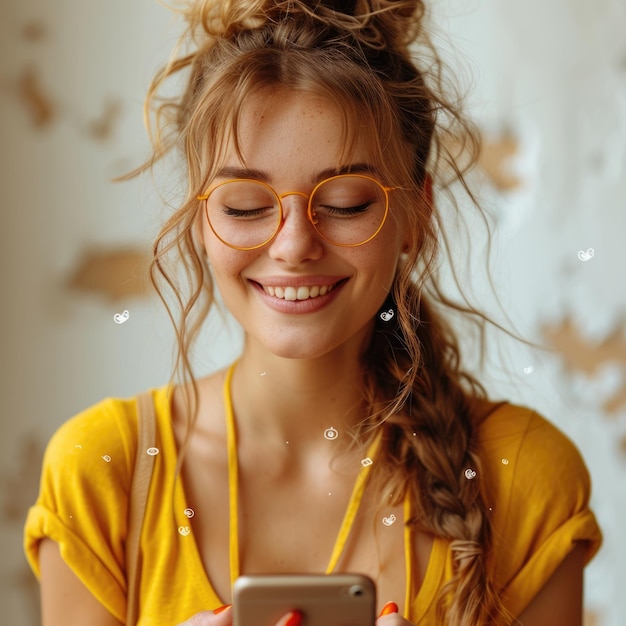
363, 281, 509, 625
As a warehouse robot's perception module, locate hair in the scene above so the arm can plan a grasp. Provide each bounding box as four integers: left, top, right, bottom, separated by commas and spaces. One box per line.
134, 0, 513, 623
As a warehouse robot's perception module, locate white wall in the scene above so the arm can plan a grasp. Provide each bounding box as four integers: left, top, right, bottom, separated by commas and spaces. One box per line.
1, 0, 624, 624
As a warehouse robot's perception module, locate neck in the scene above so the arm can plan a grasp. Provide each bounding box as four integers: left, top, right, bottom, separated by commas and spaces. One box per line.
230, 348, 367, 448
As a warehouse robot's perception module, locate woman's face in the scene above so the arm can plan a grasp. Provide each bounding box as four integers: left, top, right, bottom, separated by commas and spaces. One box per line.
201, 89, 409, 361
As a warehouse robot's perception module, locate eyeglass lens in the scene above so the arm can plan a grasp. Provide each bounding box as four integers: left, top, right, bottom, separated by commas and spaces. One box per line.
205, 175, 388, 248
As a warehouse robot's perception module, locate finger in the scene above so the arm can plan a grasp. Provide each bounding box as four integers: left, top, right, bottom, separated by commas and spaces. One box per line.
177, 605, 233, 626
378, 601, 399, 617
274, 609, 303, 626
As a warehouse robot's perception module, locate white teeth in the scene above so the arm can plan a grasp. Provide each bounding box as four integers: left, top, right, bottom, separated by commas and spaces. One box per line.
262, 283, 335, 300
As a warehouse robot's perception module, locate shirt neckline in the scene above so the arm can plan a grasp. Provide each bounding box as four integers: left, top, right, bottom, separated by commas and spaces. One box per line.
154, 381, 447, 617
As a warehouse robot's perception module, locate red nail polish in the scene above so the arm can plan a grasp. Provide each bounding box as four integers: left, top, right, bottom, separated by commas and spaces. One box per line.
284, 610, 303, 626
378, 601, 399, 617
213, 604, 232, 615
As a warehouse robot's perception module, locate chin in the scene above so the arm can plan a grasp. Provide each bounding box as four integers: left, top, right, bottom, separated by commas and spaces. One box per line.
252, 325, 374, 362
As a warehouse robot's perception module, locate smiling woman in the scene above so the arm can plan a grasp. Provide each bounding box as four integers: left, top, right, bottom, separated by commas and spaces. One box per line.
23, 1, 602, 626
199, 90, 405, 360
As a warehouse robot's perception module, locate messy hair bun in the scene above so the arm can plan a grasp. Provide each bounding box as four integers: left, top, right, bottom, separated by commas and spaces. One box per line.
139, 1, 507, 624
179, 0, 424, 49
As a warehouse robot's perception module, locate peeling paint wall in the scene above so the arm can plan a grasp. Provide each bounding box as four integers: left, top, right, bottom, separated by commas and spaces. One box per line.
1, 1, 624, 624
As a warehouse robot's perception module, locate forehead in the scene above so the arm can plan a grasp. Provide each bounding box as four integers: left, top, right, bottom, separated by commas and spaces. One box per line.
219, 89, 382, 178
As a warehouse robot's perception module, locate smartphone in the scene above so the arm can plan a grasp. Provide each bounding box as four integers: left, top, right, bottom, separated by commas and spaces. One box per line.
232, 573, 376, 626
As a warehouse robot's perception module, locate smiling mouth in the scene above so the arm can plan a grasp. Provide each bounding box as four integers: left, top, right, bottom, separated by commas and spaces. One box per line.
261, 283, 339, 301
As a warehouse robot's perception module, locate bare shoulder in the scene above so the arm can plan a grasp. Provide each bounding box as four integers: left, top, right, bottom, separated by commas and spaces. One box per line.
40, 539, 123, 626
515, 542, 585, 626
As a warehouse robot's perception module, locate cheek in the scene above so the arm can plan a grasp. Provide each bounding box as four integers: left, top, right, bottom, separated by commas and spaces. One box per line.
204, 242, 260, 288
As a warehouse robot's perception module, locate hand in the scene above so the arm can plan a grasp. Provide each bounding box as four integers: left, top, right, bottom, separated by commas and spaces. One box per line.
176, 605, 232, 626
175, 606, 301, 626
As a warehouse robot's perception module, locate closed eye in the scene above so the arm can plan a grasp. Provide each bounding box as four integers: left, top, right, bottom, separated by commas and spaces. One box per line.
222, 205, 274, 218
318, 202, 371, 217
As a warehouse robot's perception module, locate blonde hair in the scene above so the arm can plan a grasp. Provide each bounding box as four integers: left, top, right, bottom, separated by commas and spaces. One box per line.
136, 1, 512, 623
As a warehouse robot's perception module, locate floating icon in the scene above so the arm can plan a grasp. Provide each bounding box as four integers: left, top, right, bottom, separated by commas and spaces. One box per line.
146, 447, 159, 456
577, 248, 594, 262
382, 514, 397, 526
324, 427, 338, 440
178, 526, 191, 536
464, 468, 477, 480
380, 309, 395, 322
113, 310, 130, 324
360, 457, 373, 467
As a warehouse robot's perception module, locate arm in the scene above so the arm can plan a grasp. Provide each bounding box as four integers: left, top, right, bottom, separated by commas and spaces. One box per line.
39, 538, 123, 626
39, 538, 282, 626
515, 542, 586, 626
375, 543, 587, 626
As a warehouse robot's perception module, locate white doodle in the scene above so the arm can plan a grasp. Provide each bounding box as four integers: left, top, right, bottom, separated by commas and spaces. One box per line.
113, 310, 130, 324
380, 309, 394, 322
324, 427, 338, 440
577, 248, 594, 262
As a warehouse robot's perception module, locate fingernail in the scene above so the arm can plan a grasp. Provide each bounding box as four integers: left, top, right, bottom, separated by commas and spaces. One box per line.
284, 610, 303, 626
378, 601, 399, 617
213, 604, 232, 615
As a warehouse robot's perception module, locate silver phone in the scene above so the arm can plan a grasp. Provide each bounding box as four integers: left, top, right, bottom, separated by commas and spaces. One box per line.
232, 573, 376, 626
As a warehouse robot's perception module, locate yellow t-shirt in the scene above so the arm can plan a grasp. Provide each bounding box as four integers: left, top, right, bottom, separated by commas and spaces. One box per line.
24, 387, 602, 625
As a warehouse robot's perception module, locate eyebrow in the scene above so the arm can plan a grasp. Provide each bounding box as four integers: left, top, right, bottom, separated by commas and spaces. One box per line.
214, 162, 381, 184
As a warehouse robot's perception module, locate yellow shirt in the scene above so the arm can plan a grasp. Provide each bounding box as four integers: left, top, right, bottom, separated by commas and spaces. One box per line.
24, 387, 602, 625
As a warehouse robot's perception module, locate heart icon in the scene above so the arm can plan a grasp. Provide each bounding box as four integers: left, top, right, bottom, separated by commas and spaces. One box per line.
380, 309, 394, 322
577, 248, 595, 262
464, 468, 477, 480
523, 365, 534, 374
113, 310, 130, 324
382, 514, 396, 526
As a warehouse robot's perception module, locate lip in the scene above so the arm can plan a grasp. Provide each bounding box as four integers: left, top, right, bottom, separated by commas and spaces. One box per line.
249, 276, 348, 314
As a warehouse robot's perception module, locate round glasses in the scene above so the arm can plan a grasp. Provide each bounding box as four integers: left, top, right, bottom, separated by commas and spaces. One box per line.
197, 174, 393, 250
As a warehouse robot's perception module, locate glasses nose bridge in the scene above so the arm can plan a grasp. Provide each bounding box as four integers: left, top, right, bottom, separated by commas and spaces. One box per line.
278, 189, 310, 202
277, 189, 315, 225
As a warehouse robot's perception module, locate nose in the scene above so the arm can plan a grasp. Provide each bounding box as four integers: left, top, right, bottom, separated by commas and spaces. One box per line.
267, 193, 324, 265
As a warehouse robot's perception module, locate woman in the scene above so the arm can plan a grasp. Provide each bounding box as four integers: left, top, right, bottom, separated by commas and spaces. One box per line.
24, 0, 602, 624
